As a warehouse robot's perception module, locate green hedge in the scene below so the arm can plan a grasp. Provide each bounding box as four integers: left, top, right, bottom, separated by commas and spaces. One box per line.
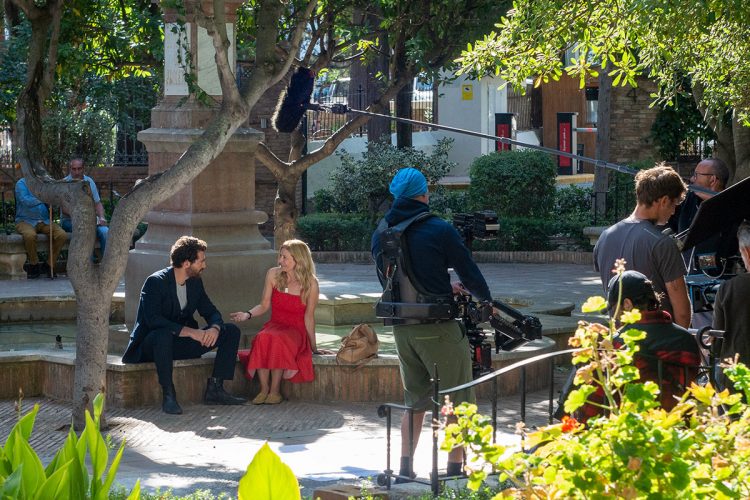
297, 213, 376, 251
469, 217, 591, 252
298, 212, 591, 252
468, 150, 557, 218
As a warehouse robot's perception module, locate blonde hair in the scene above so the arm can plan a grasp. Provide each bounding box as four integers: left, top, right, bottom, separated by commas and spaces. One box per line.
275, 239, 316, 303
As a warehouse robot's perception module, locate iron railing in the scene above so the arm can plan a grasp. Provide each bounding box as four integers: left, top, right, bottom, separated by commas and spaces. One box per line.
306, 85, 435, 141
376, 327, 723, 496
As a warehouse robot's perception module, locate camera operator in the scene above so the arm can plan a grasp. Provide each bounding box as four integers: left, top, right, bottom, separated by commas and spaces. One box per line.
713, 221, 750, 381
371, 167, 492, 482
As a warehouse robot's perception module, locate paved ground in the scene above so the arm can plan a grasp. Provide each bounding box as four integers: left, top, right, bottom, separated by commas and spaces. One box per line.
0, 261, 601, 498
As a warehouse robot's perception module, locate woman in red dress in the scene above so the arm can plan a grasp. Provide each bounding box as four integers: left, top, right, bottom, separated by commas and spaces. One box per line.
230, 239, 327, 404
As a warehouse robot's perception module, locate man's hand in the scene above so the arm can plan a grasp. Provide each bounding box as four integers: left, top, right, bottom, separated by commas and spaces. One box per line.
96, 216, 108, 226
188, 327, 219, 347
452, 281, 469, 295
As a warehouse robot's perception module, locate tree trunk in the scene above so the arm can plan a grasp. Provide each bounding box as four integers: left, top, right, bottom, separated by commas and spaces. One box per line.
732, 118, 750, 183
395, 84, 413, 149
274, 174, 301, 248
71, 286, 114, 429
393, 39, 412, 149
593, 71, 612, 222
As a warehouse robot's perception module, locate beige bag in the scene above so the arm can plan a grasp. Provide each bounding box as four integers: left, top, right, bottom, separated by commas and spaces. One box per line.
336, 323, 379, 369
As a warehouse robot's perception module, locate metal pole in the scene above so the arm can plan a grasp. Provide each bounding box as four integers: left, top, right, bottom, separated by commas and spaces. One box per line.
337, 107, 715, 197
431, 363, 440, 496
548, 357, 555, 425
386, 407, 392, 490
1, 191, 7, 235
48, 205, 54, 279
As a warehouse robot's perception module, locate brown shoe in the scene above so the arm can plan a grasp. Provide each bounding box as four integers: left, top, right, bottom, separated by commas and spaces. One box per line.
252, 392, 268, 405
264, 393, 283, 405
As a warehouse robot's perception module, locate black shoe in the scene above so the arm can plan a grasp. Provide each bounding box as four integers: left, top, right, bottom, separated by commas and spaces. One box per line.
204, 377, 247, 405
40, 262, 53, 279
162, 385, 183, 415
27, 263, 40, 279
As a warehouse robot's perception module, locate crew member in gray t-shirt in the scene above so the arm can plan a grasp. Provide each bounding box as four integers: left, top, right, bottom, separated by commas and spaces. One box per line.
594, 164, 691, 328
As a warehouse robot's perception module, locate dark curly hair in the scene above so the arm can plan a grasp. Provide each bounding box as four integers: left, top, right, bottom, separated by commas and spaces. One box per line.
170, 236, 207, 268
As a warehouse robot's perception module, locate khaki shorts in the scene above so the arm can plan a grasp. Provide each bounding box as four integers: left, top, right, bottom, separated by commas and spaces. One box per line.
393, 321, 475, 411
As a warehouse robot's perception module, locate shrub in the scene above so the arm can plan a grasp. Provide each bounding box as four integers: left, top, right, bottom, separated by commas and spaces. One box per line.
0, 392, 140, 499
296, 213, 375, 251
468, 150, 556, 218
328, 138, 456, 218
555, 184, 593, 224
41, 106, 116, 178
444, 264, 750, 498
429, 186, 469, 218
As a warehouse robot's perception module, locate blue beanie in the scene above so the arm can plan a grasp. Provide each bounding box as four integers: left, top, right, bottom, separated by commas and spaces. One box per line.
389, 167, 428, 199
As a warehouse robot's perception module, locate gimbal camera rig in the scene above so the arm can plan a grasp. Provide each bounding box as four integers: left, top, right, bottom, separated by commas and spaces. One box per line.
454, 293, 543, 378
451, 210, 543, 377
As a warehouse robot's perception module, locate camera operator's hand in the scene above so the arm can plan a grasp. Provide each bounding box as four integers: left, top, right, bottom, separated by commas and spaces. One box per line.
452, 281, 469, 295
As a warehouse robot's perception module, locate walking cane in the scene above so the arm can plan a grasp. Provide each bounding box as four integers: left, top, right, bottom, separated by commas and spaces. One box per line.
48, 204, 55, 279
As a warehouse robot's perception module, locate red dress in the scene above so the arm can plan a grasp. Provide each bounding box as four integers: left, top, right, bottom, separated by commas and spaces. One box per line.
239, 288, 314, 383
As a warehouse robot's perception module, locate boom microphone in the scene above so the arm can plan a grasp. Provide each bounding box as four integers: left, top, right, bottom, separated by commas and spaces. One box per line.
272, 66, 319, 133
270, 69, 724, 199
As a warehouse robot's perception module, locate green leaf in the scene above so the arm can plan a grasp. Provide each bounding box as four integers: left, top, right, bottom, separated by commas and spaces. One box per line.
126, 480, 141, 500
5, 405, 39, 451
83, 409, 108, 497
581, 296, 607, 313
564, 385, 596, 413
34, 459, 74, 500
98, 441, 127, 500
238, 443, 299, 499
0, 466, 23, 498
15, 439, 47, 497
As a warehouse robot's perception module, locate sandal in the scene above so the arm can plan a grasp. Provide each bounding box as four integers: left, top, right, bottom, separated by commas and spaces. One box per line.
251, 392, 268, 405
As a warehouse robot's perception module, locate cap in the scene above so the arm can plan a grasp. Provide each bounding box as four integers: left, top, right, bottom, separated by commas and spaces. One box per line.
606, 270, 657, 309
389, 167, 428, 199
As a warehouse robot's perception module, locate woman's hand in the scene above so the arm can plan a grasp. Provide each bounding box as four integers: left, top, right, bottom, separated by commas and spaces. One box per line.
312, 348, 335, 355
229, 311, 251, 322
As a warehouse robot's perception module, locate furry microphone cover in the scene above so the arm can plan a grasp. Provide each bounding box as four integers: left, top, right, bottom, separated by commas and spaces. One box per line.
272, 67, 316, 133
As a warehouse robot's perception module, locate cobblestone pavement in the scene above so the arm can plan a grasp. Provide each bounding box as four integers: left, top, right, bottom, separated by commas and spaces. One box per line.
0, 369, 569, 498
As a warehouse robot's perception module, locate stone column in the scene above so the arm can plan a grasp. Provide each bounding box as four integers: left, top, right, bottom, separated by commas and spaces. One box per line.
125, 2, 276, 335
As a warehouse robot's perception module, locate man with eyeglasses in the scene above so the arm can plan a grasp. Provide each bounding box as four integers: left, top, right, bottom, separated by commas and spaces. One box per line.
669, 157, 737, 328
673, 158, 728, 238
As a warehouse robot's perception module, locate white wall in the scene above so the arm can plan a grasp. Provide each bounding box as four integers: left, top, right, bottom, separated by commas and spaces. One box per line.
434, 75, 507, 176
305, 75, 510, 196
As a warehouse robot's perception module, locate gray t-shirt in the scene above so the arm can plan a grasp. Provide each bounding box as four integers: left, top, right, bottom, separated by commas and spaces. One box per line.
176, 281, 187, 310
594, 217, 686, 316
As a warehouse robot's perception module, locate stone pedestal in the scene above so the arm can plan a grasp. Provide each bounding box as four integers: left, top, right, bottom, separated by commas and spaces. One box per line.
124, 0, 277, 332
125, 119, 277, 332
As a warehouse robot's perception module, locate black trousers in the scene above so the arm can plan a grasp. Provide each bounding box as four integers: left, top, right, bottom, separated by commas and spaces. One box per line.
137, 324, 241, 388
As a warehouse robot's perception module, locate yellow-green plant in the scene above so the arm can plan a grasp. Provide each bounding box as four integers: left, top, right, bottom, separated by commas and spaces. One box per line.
238, 443, 299, 499
0, 393, 139, 499
444, 264, 750, 498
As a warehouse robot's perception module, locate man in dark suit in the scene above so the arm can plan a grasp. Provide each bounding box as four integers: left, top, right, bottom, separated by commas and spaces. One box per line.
123, 236, 246, 414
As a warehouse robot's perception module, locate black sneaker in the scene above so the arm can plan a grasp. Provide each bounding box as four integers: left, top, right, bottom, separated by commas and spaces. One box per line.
27, 263, 40, 279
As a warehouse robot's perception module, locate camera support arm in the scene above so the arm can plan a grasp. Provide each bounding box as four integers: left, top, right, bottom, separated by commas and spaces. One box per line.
488, 300, 543, 352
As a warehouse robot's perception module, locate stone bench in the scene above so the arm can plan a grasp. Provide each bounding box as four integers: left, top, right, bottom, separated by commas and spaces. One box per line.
0, 232, 102, 280
583, 226, 606, 246
0, 337, 556, 409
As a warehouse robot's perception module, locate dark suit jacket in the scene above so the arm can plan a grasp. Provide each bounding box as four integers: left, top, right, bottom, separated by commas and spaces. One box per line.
122, 267, 224, 363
